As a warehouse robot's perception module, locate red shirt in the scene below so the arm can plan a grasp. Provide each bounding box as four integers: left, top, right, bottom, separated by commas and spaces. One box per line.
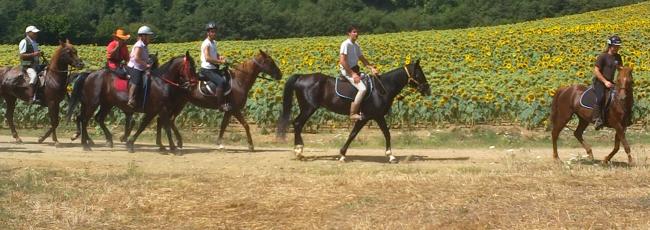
106, 40, 129, 70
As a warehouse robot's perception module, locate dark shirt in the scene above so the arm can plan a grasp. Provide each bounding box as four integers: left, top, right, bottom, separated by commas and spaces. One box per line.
594, 52, 623, 81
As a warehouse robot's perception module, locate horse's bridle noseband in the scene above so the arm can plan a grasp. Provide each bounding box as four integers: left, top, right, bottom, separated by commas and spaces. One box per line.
403, 65, 422, 85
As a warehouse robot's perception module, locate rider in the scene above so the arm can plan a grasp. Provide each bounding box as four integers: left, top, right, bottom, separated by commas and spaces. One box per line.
19, 25, 42, 104
200, 21, 231, 111
339, 25, 379, 120
592, 35, 623, 130
106, 28, 130, 76
126, 26, 154, 108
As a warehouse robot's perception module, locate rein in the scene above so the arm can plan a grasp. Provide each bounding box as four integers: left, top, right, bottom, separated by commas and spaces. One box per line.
403, 65, 421, 85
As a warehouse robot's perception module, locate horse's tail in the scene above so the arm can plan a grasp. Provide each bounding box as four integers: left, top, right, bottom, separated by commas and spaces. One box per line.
276, 74, 300, 140
66, 72, 89, 122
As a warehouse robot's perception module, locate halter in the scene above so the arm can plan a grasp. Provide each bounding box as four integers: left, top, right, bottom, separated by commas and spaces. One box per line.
160, 57, 194, 88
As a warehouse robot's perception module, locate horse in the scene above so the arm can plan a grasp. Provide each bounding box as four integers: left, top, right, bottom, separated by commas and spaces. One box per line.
277, 60, 431, 163
152, 50, 282, 152
67, 52, 196, 153
67, 54, 159, 148
550, 67, 634, 165
0, 40, 84, 145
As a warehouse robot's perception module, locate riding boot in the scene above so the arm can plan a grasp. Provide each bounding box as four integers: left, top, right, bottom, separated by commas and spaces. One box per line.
350, 101, 363, 121
30, 83, 42, 105
127, 84, 137, 108
215, 88, 231, 112
592, 104, 604, 130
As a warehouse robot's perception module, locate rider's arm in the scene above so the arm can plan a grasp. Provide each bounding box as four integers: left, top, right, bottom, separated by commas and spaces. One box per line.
593, 66, 609, 83
359, 55, 379, 75
19, 40, 39, 60
339, 54, 355, 76
202, 43, 224, 65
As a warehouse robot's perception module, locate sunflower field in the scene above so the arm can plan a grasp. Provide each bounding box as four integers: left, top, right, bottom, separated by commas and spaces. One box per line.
2, 2, 650, 130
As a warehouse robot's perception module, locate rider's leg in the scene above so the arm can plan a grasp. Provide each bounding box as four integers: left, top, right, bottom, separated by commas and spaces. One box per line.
592, 80, 605, 129
127, 68, 142, 108
348, 76, 367, 121
27, 68, 40, 103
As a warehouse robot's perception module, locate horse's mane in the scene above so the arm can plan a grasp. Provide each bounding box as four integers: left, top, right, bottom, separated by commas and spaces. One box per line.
379, 63, 413, 79
152, 56, 183, 76
48, 44, 67, 71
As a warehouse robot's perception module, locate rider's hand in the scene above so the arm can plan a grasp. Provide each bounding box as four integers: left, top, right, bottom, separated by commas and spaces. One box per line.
146, 64, 152, 69
33, 51, 41, 57
352, 72, 361, 83
604, 80, 613, 88
370, 66, 379, 76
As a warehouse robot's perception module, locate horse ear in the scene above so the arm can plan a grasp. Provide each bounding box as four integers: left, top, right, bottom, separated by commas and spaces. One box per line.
416, 59, 420, 65
259, 49, 267, 57
59, 40, 65, 47
66, 39, 71, 45
185, 50, 190, 57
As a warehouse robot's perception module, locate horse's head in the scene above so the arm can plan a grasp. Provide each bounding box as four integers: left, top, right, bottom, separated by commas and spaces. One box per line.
253, 50, 282, 80
153, 51, 197, 88
54, 39, 84, 69
406, 59, 431, 96
616, 66, 633, 101
149, 52, 160, 70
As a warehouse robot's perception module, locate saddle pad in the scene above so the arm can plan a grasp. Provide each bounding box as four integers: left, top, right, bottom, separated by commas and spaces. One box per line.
199, 80, 232, 96
579, 87, 597, 109
335, 75, 373, 100
114, 77, 128, 92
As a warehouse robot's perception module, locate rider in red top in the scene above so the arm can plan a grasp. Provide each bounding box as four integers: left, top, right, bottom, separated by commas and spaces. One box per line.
106, 28, 130, 76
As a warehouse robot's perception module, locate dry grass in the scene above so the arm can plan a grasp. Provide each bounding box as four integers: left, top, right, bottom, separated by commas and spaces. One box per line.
2, 130, 650, 229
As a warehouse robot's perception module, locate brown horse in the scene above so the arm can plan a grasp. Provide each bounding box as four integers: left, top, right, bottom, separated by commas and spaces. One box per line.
550, 67, 634, 165
277, 60, 431, 163
153, 50, 282, 152
67, 52, 196, 152
0, 40, 84, 145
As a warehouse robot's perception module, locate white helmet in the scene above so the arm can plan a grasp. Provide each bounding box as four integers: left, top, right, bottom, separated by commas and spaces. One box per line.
137, 26, 154, 35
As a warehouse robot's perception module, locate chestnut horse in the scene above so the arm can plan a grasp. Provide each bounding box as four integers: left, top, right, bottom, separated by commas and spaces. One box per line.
550, 67, 634, 165
153, 50, 282, 152
0, 40, 84, 145
277, 60, 431, 163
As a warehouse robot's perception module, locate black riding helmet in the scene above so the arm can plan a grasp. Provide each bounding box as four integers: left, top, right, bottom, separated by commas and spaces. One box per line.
206, 22, 217, 31
607, 35, 622, 46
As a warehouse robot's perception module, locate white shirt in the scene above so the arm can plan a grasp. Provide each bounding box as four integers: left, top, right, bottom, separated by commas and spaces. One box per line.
127, 40, 149, 71
18, 36, 40, 65
339, 38, 362, 71
200, 38, 219, 69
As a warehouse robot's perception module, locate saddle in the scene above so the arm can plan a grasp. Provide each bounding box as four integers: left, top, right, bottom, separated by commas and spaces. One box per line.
198, 68, 232, 96
579, 86, 616, 123
335, 73, 374, 100
109, 67, 129, 92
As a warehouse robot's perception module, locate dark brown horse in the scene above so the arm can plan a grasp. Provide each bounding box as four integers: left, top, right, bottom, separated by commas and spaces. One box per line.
67, 52, 196, 152
550, 67, 634, 165
277, 60, 431, 163
0, 40, 84, 145
153, 50, 282, 152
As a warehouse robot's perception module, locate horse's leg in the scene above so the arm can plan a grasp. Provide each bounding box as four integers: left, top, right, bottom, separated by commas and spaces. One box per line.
604, 126, 632, 165
551, 111, 573, 161
292, 107, 317, 158
603, 131, 621, 165
160, 112, 177, 153
126, 113, 156, 153
71, 113, 81, 141
95, 105, 113, 148
120, 113, 134, 142
171, 116, 183, 149
375, 117, 397, 163
339, 119, 370, 162
233, 111, 254, 152
3, 96, 22, 143
155, 116, 165, 151
574, 118, 593, 160
39, 103, 60, 147
216, 112, 232, 150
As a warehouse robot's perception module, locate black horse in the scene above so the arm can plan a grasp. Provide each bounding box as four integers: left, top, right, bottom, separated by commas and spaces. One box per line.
277, 60, 431, 163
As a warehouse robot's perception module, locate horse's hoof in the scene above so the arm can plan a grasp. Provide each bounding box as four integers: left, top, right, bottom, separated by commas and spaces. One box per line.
217, 144, 225, 151
105, 142, 113, 148
338, 155, 348, 163
388, 155, 399, 164
158, 146, 167, 152
88, 139, 95, 145
14, 138, 23, 144
248, 145, 255, 152
53, 141, 61, 148
173, 149, 183, 156
126, 142, 135, 153
293, 145, 304, 155
119, 136, 127, 143
295, 154, 305, 161
71, 133, 80, 141
37, 137, 45, 144
83, 146, 92, 151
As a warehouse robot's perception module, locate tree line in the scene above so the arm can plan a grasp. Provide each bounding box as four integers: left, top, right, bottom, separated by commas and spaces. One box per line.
0, 0, 641, 45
